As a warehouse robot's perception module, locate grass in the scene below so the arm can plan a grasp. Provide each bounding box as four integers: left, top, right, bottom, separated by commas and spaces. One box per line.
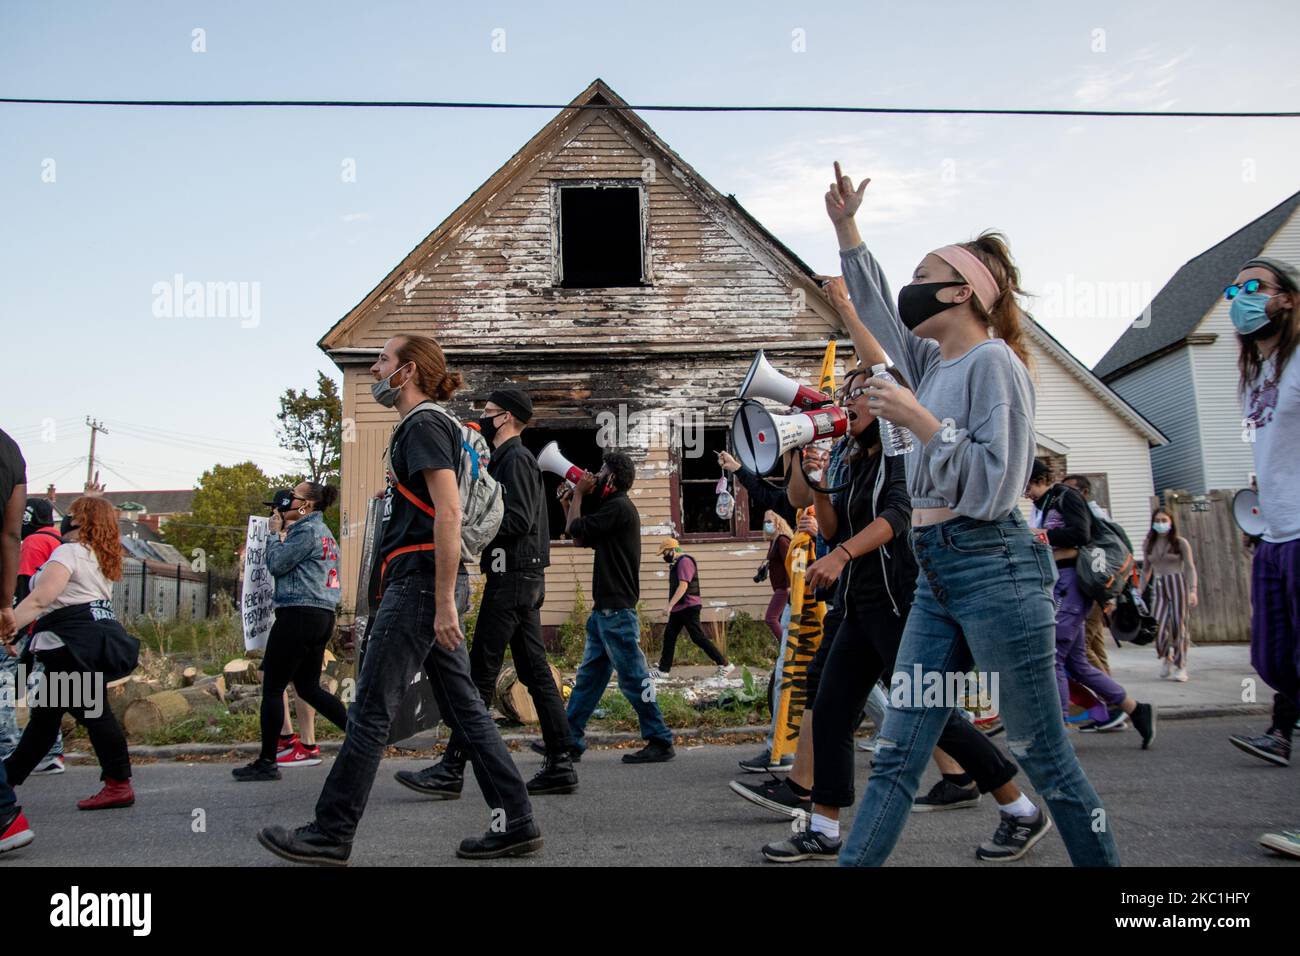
588, 686, 765, 733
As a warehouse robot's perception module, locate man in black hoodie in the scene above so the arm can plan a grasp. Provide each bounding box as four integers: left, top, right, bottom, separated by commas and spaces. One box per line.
396, 386, 577, 797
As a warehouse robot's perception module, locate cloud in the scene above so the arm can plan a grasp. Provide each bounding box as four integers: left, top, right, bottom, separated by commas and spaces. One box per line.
1071, 47, 1193, 110
340, 212, 372, 223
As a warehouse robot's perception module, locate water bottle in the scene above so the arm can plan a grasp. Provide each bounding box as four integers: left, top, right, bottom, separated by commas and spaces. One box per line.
871, 363, 914, 457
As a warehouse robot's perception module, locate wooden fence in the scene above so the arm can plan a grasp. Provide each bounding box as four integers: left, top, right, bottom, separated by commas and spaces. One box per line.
1164, 489, 1252, 643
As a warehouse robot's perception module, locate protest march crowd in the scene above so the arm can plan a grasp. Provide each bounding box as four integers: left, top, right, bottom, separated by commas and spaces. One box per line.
1, 164, 1296, 867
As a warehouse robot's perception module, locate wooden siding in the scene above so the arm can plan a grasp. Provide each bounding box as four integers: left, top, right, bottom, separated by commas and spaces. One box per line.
1110, 347, 1205, 498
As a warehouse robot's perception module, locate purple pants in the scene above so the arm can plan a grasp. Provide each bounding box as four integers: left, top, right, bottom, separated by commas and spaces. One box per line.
1055, 567, 1126, 717
1250, 539, 1300, 710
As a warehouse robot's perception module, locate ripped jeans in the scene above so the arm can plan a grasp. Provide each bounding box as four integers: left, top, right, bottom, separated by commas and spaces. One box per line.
840, 512, 1120, 867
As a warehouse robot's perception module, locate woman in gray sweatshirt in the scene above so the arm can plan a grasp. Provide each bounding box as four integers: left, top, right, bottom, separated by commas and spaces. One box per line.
824, 163, 1119, 868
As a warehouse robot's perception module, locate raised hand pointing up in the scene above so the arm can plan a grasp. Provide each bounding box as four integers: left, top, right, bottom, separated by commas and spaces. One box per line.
825, 161, 870, 223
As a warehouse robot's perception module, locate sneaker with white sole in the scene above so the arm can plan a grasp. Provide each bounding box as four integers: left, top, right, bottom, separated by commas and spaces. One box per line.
729, 776, 811, 819
31, 755, 65, 776
762, 823, 841, 863
856, 736, 877, 753
976, 806, 1053, 861
0, 808, 34, 855
276, 733, 299, 757
1174, 667, 1188, 682
715, 663, 735, 679
1160, 659, 1171, 679
1259, 829, 1300, 860
1079, 708, 1128, 733
738, 749, 793, 773
648, 666, 668, 682
1229, 730, 1291, 767
277, 741, 322, 768
913, 778, 981, 812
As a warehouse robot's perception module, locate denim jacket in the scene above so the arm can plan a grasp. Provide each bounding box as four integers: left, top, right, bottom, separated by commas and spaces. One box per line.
265, 512, 341, 611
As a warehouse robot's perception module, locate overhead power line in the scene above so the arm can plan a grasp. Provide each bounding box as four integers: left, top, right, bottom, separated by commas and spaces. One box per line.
1, 96, 1297, 119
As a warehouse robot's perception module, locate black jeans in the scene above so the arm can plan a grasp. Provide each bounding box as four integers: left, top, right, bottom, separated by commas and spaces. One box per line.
4, 646, 130, 785
314, 572, 534, 844
659, 605, 727, 671
450, 571, 573, 757
259, 606, 348, 762
1271, 692, 1298, 742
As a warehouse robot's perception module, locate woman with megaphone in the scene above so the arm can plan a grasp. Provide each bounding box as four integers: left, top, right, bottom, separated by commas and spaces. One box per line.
824, 163, 1118, 868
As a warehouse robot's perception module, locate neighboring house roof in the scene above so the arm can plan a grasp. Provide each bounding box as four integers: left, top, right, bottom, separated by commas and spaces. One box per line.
318, 78, 843, 355
53, 489, 195, 515
119, 518, 162, 543
1026, 316, 1168, 447
1094, 188, 1300, 381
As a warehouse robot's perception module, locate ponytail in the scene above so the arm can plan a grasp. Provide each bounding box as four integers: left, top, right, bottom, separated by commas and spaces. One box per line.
305, 482, 339, 510
394, 334, 464, 401
959, 231, 1031, 369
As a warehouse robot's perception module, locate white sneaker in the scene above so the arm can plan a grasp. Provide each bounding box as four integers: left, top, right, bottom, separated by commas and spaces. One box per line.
648, 666, 668, 682
1174, 668, 1189, 683
715, 663, 735, 679
31, 755, 66, 776
857, 737, 877, 753
1160, 659, 1171, 679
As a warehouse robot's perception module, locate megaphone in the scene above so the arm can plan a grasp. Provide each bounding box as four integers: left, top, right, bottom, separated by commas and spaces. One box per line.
538, 441, 587, 498
738, 350, 831, 411
731, 400, 848, 476
1232, 488, 1267, 537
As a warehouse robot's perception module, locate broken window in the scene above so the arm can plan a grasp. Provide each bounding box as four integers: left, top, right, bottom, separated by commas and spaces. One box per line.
556, 183, 644, 288
673, 426, 762, 538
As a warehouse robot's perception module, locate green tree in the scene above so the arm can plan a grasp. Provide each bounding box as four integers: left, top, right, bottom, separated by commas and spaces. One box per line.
276, 372, 342, 485
163, 461, 273, 568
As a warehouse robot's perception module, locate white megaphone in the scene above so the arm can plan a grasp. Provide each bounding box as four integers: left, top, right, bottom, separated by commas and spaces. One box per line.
731, 401, 848, 476
1232, 488, 1267, 537
538, 441, 587, 498
738, 350, 832, 412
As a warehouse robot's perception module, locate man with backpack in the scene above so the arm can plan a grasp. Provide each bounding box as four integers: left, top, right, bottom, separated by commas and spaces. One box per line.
397, 385, 578, 798
259, 334, 541, 865
1027, 459, 1155, 748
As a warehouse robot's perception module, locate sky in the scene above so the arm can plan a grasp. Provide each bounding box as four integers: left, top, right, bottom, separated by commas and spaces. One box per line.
3, 0, 1299, 491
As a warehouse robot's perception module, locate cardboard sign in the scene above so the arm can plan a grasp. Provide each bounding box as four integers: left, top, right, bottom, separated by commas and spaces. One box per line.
241, 516, 275, 651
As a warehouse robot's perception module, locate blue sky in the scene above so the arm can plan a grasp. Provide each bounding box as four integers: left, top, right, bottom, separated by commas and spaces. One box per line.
3, 0, 1299, 491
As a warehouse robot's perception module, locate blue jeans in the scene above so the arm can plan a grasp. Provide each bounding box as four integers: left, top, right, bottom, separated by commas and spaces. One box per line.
840, 512, 1120, 867
0, 638, 64, 762
565, 608, 672, 752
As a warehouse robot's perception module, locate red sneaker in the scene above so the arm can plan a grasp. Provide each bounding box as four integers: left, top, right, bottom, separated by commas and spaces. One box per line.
77, 778, 135, 811
301, 743, 321, 759
277, 742, 321, 768
0, 810, 34, 854
276, 734, 300, 757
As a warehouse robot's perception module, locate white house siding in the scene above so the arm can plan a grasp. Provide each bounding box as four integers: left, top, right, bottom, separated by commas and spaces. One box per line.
1190, 301, 1258, 492
1028, 339, 1158, 557
1110, 347, 1204, 497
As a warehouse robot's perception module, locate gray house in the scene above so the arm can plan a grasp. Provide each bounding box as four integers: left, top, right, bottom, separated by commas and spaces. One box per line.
1095, 189, 1300, 496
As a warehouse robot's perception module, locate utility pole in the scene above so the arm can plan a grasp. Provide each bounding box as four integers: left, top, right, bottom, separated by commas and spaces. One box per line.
85, 417, 108, 487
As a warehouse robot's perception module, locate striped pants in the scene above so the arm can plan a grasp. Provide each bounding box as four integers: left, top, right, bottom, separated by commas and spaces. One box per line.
1152, 572, 1190, 668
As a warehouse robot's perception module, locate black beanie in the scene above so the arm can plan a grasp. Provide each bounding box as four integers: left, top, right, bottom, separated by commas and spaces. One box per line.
490, 386, 533, 424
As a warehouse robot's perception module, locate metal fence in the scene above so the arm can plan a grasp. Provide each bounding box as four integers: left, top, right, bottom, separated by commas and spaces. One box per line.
111, 560, 242, 623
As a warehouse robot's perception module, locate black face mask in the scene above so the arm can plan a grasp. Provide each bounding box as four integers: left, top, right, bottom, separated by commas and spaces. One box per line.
1240, 315, 1285, 344
897, 281, 966, 330
477, 413, 504, 445
60, 515, 78, 536
662, 553, 674, 564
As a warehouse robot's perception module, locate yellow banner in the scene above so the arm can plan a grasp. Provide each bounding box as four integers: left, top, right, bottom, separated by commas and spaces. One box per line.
818, 339, 837, 396
770, 516, 826, 762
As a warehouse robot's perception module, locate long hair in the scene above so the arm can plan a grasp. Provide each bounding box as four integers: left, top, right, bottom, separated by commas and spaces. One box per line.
959, 231, 1032, 369
394, 334, 464, 401
69, 496, 123, 581
1238, 265, 1300, 393
1142, 508, 1182, 560
765, 511, 794, 541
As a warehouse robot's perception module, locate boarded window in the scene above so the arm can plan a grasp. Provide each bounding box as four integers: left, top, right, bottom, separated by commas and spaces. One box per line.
557, 185, 643, 288
519, 426, 604, 540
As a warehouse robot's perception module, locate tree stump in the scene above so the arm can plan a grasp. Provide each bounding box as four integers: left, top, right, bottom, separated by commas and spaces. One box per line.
123, 687, 222, 736
494, 664, 563, 725
223, 658, 260, 686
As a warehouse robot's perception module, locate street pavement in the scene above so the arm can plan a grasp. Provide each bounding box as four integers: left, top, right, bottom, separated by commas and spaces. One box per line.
4, 714, 1295, 867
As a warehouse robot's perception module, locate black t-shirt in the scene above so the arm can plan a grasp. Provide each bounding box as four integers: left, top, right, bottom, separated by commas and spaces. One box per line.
0, 429, 26, 518
374, 407, 462, 588
568, 489, 640, 610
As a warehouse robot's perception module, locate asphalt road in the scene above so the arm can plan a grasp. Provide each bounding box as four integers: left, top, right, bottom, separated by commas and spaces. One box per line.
4, 716, 1295, 867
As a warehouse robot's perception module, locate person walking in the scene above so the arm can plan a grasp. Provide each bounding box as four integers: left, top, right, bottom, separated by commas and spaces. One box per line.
650, 538, 731, 679
1141, 508, 1198, 682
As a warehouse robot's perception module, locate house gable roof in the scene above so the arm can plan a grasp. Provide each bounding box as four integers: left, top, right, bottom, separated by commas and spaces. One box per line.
1094, 188, 1300, 381
53, 490, 195, 515
318, 78, 843, 355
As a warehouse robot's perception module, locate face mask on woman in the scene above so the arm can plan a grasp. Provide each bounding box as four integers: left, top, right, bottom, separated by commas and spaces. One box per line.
763, 521, 775, 535
1153, 521, 1171, 535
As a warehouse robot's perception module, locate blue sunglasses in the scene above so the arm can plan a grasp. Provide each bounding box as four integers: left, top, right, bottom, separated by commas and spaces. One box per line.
1223, 278, 1277, 301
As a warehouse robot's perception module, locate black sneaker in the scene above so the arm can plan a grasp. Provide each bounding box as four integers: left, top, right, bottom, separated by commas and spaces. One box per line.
394, 761, 465, 799
912, 779, 981, 812
738, 749, 794, 774
1229, 730, 1291, 767
763, 824, 841, 862
529, 740, 582, 762
232, 758, 281, 782
257, 822, 351, 867
1129, 702, 1156, 750
456, 820, 544, 860
728, 776, 812, 819
1078, 707, 1128, 733
976, 807, 1054, 861
622, 739, 675, 763
527, 754, 579, 795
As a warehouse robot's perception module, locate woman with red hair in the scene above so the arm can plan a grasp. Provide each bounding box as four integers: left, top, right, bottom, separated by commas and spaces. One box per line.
2, 496, 138, 810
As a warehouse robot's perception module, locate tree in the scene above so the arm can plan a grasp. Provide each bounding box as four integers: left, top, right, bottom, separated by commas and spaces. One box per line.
163, 461, 273, 568
276, 372, 342, 485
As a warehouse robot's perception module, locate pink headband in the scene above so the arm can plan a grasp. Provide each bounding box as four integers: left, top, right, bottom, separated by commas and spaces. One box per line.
933, 244, 999, 313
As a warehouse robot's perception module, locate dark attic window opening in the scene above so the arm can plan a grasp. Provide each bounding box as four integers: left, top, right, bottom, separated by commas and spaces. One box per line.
558, 185, 644, 288
519, 425, 605, 541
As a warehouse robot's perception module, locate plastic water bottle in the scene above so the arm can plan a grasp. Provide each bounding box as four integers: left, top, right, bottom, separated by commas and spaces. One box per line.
871, 363, 915, 457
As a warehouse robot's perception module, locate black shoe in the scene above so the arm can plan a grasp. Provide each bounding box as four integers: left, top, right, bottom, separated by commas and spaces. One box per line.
976, 806, 1053, 861
1229, 730, 1291, 767
729, 776, 811, 819
622, 739, 675, 763
394, 760, 465, 799
232, 758, 281, 782
529, 740, 582, 762
1129, 702, 1156, 749
738, 748, 793, 774
456, 820, 544, 860
912, 779, 981, 812
763, 824, 841, 862
1079, 707, 1128, 733
527, 754, 579, 795
257, 822, 351, 867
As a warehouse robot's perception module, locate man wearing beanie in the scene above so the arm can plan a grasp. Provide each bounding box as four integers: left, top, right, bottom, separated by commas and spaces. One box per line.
397, 385, 579, 797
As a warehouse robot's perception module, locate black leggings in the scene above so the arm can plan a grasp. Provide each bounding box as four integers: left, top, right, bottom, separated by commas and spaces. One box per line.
259, 607, 348, 762
4, 646, 130, 784
659, 605, 727, 670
